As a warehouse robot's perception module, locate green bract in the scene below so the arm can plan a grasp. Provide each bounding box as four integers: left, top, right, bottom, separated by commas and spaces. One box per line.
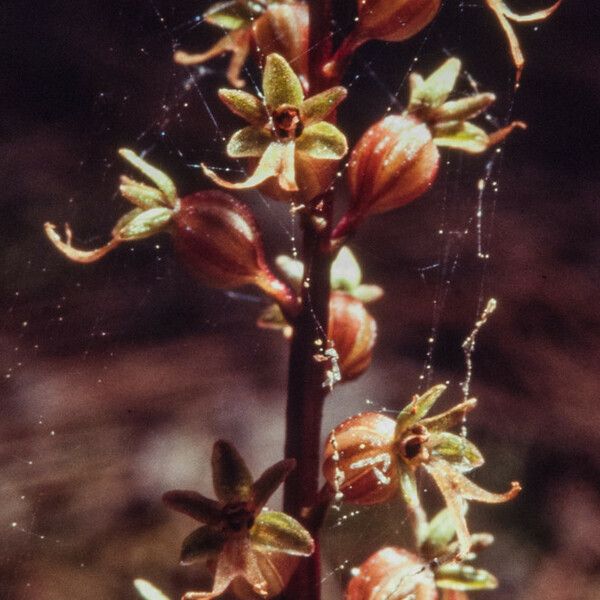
202, 53, 348, 197
163, 440, 313, 600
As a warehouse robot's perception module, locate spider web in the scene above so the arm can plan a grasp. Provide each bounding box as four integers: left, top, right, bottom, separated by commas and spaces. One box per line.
1, 1, 554, 598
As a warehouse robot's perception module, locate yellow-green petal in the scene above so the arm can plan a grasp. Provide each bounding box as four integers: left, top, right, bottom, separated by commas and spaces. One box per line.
431, 93, 496, 123
432, 121, 490, 154
409, 58, 461, 111
219, 89, 268, 125
227, 126, 272, 157
118, 149, 177, 207
117, 207, 173, 240
204, 1, 257, 30
250, 511, 314, 556
301, 86, 347, 127
429, 432, 484, 473
436, 564, 498, 591
396, 384, 447, 435
263, 53, 304, 110
296, 122, 347, 160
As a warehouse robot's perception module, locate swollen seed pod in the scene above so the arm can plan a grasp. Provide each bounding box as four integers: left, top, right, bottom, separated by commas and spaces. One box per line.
346, 547, 437, 600
172, 191, 295, 307
356, 0, 441, 43
333, 115, 439, 238
323, 412, 397, 505
328, 292, 377, 382
252, 4, 309, 91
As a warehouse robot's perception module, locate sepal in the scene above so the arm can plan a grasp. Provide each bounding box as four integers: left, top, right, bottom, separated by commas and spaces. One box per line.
250, 511, 314, 556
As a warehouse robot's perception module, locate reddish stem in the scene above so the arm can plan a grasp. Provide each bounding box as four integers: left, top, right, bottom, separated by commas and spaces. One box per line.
281, 3, 334, 599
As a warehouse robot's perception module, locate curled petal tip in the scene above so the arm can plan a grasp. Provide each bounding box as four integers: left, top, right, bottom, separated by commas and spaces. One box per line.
44, 222, 120, 263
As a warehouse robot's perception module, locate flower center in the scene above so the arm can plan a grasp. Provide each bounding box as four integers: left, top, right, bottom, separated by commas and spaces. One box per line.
222, 502, 255, 532
272, 105, 304, 140
398, 424, 430, 466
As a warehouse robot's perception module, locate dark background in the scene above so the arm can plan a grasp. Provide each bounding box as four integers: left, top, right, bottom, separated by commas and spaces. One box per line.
1, 1, 599, 598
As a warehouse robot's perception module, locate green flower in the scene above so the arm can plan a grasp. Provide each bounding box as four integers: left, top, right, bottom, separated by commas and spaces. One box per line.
202, 53, 348, 198
407, 58, 526, 153
163, 440, 314, 599
394, 385, 521, 556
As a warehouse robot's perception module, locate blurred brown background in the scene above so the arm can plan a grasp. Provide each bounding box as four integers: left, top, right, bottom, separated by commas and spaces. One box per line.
1, 1, 599, 598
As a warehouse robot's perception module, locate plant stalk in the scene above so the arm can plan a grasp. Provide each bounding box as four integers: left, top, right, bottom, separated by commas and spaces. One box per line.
281, 3, 334, 598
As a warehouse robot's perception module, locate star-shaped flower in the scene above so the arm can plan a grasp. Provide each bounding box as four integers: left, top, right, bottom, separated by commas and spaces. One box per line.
323, 385, 521, 557
202, 53, 348, 201
163, 440, 314, 599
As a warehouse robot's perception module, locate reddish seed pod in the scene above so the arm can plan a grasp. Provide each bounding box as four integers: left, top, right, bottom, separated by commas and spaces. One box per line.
173, 191, 293, 306
328, 292, 377, 382
356, 0, 441, 43
252, 4, 309, 90
323, 412, 397, 505
346, 547, 437, 600
333, 115, 439, 238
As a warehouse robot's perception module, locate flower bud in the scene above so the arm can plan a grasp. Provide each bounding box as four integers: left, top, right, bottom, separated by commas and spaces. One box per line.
356, 0, 441, 43
323, 412, 397, 505
172, 191, 294, 307
333, 115, 439, 238
252, 4, 309, 91
328, 292, 377, 382
346, 547, 437, 600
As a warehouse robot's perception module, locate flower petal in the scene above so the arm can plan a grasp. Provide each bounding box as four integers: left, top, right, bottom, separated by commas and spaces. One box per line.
433, 121, 491, 154
252, 459, 296, 511
219, 89, 268, 126
227, 126, 272, 158
436, 563, 498, 591
398, 465, 428, 546
409, 58, 461, 111
117, 207, 173, 240
396, 384, 447, 435
423, 460, 471, 556
180, 526, 226, 565
425, 458, 520, 555
119, 149, 177, 206
431, 93, 496, 123
250, 511, 314, 556
119, 176, 168, 209
212, 440, 254, 503
429, 432, 484, 473
203, 141, 298, 191
162, 490, 222, 525
331, 246, 362, 292
44, 222, 121, 264
422, 508, 458, 556
263, 53, 304, 110
420, 398, 477, 433
296, 122, 348, 160
300, 86, 347, 126
204, 0, 257, 30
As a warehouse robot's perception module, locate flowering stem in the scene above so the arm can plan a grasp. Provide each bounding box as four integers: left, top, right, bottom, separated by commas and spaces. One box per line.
282, 197, 333, 599
281, 3, 334, 599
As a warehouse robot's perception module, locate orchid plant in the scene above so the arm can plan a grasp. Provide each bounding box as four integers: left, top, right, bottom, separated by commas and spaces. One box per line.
45, 1, 561, 599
